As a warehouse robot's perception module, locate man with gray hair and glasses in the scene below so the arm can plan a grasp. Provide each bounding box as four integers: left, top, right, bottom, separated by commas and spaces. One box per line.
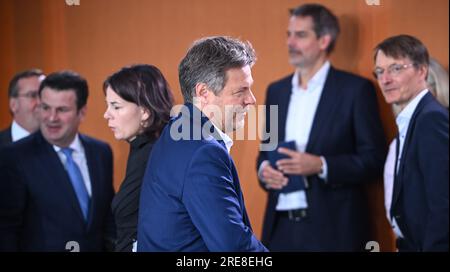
374, 34, 448, 251
0, 69, 45, 147
138, 36, 267, 252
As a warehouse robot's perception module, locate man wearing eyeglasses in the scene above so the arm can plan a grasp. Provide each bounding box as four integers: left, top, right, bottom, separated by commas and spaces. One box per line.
0, 69, 45, 147
374, 35, 449, 251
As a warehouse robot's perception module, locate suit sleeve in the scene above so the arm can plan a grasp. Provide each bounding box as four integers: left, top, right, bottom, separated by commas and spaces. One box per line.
0, 147, 25, 251
417, 111, 449, 251
184, 143, 267, 252
325, 80, 387, 185
100, 143, 116, 251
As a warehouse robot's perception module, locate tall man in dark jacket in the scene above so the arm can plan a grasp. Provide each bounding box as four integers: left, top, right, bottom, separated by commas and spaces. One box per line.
257, 4, 386, 251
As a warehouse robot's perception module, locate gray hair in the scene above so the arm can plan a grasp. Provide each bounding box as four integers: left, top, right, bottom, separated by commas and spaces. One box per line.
393, 58, 449, 115
178, 36, 256, 103
8, 68, 44, 98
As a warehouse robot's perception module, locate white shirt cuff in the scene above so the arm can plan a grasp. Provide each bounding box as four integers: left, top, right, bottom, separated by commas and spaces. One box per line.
318, 156, 328, 181
258, 160, 269, 180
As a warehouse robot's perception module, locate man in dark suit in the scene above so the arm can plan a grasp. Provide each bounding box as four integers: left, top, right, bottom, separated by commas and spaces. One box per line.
374, 35, 448, 251
0, 69, 45, 147
257, 4, 386, 251
0, 71, 115, 251
137, 36, 267, 252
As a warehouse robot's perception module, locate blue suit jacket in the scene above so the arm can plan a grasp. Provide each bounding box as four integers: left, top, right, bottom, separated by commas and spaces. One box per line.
391, 92, 449, 251
138, 103, 267, 252
0, 131, 115, 251
257, 67, 387, 251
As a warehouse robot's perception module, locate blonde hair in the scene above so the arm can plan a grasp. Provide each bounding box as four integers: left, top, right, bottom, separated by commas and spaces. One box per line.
427, 58, 449, 108
392, 58, 449, 115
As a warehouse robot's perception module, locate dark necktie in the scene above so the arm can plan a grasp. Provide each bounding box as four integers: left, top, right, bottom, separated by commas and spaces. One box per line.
61, 147, 90, 221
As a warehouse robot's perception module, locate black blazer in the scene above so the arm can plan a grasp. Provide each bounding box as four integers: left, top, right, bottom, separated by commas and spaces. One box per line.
111, 134, 155, 252
0, 126, 12, 147
0, 131, 115, 251
257, 67, 387, 251
391, 92, 449, 251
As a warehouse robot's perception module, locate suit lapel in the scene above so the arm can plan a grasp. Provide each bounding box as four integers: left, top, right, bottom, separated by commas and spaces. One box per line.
80, 135, 99, 230
391, 93, 432, 208
306, 67, 340, 153
36, 132, 87, 224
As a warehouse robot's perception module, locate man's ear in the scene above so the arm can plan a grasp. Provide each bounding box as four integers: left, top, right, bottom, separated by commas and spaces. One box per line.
9, 98, 18, 114
194, 83, 210, 107
418, 65, 428, 81
319, 34, 332, 52
78, 105, 87, 121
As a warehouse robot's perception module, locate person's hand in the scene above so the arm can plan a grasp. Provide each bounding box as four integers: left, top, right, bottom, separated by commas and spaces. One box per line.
260, 163, 288, 190
276, 148, 323, 176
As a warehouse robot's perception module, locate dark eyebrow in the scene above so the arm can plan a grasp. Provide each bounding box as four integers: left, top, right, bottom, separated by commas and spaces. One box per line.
56, 106, 70, 110
287, 30, 307, 35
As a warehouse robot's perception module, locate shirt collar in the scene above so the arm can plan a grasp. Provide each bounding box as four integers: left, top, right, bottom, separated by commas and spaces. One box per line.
212, 123, 233, 153
292, 61, 330, 92
396, 89, 429, 134
11, 120, 31, 142
53, 134, 83, 154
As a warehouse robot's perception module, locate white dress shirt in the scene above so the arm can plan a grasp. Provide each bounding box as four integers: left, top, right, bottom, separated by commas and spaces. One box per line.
257, 61, 331, 211
53, 134, 92, 196
11, 120, 31, 142
213, 124, 234, 154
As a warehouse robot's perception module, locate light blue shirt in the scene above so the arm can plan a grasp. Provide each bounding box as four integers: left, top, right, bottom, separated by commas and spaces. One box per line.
11, 120, 30, 142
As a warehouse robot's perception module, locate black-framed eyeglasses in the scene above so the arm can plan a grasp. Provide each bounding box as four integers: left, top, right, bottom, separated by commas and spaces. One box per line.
373, 63, 414, 79
16, 91, 39, 99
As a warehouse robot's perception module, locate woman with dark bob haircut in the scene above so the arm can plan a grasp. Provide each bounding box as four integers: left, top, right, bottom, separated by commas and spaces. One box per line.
103, 64, 174, 251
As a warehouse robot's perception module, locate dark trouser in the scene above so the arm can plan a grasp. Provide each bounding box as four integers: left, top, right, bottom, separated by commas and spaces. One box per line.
267, 208, 366, 252
267, 209, 315, 252
396, 238, 415, 252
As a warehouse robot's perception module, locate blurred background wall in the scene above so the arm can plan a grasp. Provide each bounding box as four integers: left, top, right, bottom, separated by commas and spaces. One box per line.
0, 0, 448, 251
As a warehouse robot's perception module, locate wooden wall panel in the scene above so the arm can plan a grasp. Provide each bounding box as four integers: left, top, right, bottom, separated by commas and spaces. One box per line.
0, 0, 17, 126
